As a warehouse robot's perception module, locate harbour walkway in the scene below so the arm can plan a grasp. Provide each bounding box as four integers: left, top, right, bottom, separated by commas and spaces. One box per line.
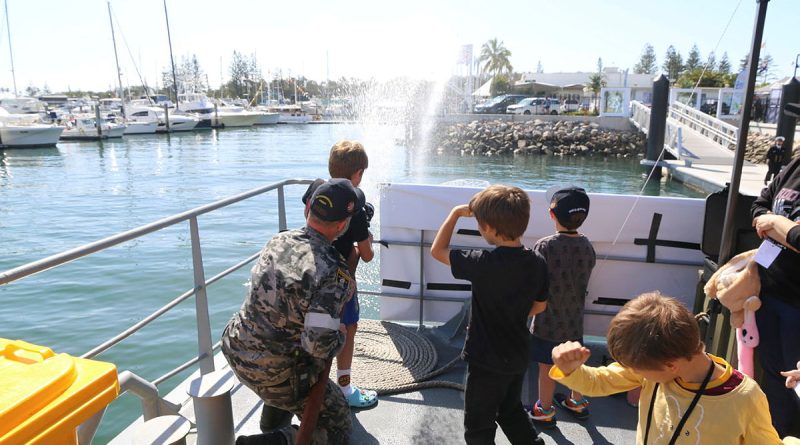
630, 100, 770, 196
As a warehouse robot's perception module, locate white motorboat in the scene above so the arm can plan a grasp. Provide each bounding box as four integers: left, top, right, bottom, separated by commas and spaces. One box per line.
122, 120, 158, 135
0, 108, 64, 147
252, 110, 280, 125
178, 93, 258, 128
268, 104, 312, 124
60, 115, 124, 140
0, 121, 64, 148
126, 104, 199, 133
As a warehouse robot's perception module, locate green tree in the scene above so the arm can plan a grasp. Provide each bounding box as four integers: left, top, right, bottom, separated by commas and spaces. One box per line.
718, 52, 732, 74
662, 46, 684, 81
585, 72, 606, 113
227, 50, 251, 98
479, 38, 513, 81
739, 53, 749, 71
489, 74, 511, 96
705, 51, 716, 71
633, 43, 657, 74
758, 53, 775, 84
685, 44, 702, 71
675, 68, 731, 88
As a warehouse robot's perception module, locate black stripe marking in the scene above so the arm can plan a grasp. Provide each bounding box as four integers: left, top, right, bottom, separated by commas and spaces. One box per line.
382, 279, 412, 289
427, 283, 472, 291
592, 297, 629, 306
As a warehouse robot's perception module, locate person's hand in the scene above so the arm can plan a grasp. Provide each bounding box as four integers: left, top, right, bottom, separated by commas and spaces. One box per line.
780, 361, 800, 389
453, 204, 473, 218
753, 214, 780, 239
552, 341, 591, 376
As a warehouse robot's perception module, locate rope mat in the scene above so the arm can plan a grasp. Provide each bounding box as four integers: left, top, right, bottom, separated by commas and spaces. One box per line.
330, 319, 464, 395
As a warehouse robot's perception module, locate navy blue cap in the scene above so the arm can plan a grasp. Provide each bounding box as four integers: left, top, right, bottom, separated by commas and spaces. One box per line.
304, 178, 365, 222
550, 186, 590, 222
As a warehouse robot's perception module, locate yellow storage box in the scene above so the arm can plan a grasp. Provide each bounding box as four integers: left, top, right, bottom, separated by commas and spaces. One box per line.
0, 338, 119, 445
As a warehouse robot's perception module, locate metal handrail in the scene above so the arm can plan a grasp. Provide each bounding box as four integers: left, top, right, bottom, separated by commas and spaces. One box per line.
669, 101, 739, 147
629, 101, 682, 159
0, 178, 310, 285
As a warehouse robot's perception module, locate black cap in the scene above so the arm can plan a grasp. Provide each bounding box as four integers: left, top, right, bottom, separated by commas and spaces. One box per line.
304, 178, 365, 222
550, 186, 590, 222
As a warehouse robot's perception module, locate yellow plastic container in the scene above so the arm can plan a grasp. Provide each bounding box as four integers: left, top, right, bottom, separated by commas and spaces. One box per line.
0, 338, 119, 445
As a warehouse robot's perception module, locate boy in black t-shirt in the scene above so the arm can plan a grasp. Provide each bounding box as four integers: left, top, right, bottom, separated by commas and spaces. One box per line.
432, 185, 548, 445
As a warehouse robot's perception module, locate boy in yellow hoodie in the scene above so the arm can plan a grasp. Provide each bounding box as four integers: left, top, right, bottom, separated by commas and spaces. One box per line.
550, 292, 800, 444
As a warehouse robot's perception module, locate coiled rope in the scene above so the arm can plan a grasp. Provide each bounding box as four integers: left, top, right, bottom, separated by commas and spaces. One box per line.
330, 320, 464, 395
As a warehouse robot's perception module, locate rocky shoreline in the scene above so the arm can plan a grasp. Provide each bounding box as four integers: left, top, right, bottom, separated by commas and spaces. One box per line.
430, 119, 795, 163
431, 120, 646, 158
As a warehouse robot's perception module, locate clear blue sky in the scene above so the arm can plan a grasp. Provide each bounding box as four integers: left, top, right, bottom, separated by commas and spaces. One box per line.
0, 0, 797, 93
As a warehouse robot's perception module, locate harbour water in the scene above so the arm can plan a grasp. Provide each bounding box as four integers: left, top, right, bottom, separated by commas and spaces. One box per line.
0, 123, 704, 442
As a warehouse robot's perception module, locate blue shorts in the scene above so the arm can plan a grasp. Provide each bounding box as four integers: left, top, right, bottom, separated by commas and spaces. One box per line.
531, 336, 581, 365
341, 292, 360, 326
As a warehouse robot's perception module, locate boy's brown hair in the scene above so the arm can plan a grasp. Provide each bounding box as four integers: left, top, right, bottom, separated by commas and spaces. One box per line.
329, 140, 368, 179
607, 292, 703, 370
468, 185, 530, 241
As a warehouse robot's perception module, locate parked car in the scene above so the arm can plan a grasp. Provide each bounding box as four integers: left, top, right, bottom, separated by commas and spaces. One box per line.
473, 94, 529, 114
507, 97, 560, 115
560, 99, 580, 113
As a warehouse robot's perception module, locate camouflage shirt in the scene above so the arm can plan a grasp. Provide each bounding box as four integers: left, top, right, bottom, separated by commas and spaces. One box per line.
222, 226, 354, 387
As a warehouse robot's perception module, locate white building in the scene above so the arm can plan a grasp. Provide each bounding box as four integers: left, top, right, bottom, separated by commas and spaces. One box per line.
516, 67, 656, 104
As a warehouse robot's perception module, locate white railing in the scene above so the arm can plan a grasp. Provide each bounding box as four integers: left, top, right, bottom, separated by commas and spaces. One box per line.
629, 101, 684, 160
669, 101, 739, 149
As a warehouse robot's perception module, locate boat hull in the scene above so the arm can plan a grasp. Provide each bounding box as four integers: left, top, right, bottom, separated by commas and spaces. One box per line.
123, 121, 158, 135
253, 112, 279, 125
0, 125, 63, 147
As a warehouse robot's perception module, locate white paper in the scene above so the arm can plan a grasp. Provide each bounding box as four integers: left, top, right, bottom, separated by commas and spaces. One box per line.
754, 239, 782, 268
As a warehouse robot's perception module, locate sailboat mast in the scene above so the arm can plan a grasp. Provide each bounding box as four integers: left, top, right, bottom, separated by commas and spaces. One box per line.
163, 0, 179, 103
107, 1, 125, 118
718, 0, 770, 264
4, 0, 17, 96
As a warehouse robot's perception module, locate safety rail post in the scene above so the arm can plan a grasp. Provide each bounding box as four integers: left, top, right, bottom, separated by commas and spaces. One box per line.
418, 230, 425, 330
189, 216, 215, 374
277, 185, 287, 232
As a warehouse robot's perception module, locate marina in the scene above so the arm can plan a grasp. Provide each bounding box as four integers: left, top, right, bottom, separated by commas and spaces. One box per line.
1, 0, 799, 444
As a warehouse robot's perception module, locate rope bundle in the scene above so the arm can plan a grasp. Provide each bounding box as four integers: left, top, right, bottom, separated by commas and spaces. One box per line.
330, 320, 464, 395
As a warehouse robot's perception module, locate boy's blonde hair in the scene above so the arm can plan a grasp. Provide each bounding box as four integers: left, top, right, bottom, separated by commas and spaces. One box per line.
607, 292, 703, 371
329, 140, 368, 179
468, 185, 530, 241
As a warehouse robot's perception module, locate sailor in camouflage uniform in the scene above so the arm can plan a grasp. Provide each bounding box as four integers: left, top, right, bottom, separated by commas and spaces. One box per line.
222, 178, 364, 445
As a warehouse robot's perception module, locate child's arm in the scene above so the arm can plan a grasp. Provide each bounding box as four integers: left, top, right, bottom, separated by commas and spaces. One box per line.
549, 341, 643, 397
431, 205, 472, 265
529, 300, 547, 316
356, 232, 375, 263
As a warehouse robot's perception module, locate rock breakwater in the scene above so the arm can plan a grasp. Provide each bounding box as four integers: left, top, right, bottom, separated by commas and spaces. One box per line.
431, 119, 646, 157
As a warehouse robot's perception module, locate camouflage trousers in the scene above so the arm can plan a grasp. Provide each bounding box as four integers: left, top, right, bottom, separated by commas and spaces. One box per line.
235, 368, 351, 445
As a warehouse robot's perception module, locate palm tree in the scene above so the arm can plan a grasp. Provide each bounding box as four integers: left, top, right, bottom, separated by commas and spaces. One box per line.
479, 38, 513, 81
585, 73, 607, 113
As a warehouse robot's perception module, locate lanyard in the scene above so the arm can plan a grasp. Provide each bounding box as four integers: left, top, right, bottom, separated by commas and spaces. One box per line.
643, 358, 715, 445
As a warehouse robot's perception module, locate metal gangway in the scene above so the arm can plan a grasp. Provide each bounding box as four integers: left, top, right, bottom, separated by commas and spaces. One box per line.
630, 100, 741, 166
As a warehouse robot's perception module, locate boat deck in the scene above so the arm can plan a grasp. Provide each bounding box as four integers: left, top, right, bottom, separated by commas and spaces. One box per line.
112, 324, 638, 444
